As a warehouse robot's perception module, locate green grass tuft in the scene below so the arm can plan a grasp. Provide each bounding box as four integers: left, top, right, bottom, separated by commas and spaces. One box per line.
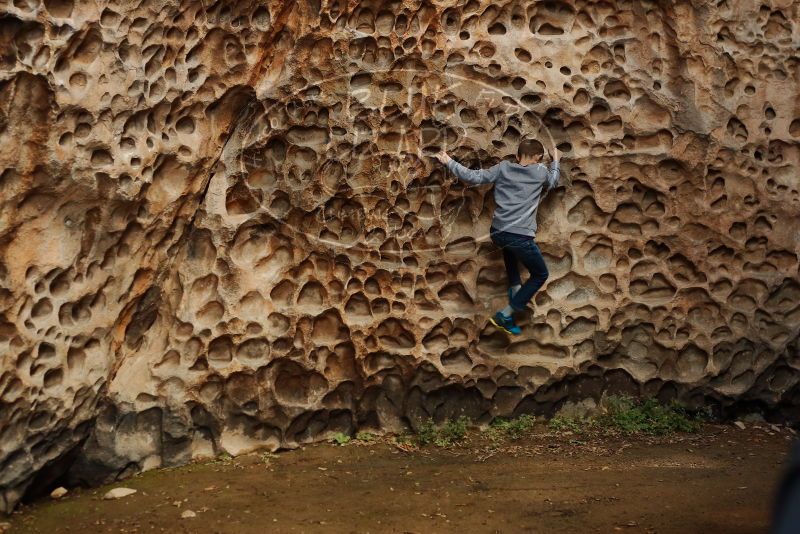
489, 414, 536, 440
417, 416, 469, 447
548, 395, 701, 436
548, 415, 584, 433
355, 431, 376, 442
331, 432, 351, 445
600, 396, 701, 435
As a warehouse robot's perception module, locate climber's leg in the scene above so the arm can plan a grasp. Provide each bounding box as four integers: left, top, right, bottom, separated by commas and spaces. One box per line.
488, 228, 527, 335
508, 239, 549, 311
501, 247, 522, 303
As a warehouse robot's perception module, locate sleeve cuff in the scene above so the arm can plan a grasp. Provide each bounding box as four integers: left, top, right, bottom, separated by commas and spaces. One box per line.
446, 158, 460, 176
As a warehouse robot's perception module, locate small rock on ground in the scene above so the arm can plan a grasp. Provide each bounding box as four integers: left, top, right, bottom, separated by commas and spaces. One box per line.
50, 487, 68, 499
103, 488, 137, 500
181, 510, 197, 519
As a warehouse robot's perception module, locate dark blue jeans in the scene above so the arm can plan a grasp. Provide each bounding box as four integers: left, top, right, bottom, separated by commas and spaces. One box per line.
490, 227, 549, 311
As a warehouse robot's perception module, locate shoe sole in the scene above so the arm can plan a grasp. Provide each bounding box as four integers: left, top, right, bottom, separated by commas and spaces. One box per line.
489, 317, 517, 336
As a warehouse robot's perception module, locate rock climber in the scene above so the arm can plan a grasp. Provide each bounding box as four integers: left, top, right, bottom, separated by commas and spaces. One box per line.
432, 138, 560, 335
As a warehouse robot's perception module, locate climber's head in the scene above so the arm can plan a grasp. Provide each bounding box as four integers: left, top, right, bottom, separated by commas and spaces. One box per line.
517, 138, 546, 165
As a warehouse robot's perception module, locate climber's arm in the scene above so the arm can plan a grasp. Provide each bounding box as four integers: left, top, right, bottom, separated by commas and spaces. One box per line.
435, 151, 500, 185
547, 146, 560, 190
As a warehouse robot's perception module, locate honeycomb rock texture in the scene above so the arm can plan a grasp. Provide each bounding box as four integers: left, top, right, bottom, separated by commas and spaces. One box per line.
2, 0, 800, 512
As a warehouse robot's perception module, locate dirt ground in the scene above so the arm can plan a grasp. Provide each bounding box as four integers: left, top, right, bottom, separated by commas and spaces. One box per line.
5, 423, 792, 534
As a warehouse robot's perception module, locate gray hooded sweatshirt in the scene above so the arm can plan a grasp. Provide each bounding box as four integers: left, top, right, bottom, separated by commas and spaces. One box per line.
446, 158, 560, 237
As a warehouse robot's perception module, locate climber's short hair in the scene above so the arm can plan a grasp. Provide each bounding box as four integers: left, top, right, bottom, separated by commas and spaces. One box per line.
517, 138, 545, 159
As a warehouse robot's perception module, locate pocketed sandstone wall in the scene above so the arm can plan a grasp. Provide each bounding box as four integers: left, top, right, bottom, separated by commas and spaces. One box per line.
1, 0, 799, 512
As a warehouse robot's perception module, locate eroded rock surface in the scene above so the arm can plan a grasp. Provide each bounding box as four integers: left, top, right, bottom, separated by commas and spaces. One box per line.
1, 0, 799, 512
